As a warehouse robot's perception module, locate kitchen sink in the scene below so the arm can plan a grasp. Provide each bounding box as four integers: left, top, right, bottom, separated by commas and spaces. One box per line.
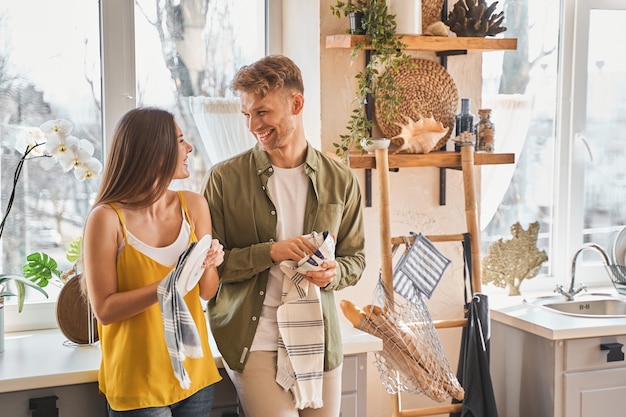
523, 293, 626, 318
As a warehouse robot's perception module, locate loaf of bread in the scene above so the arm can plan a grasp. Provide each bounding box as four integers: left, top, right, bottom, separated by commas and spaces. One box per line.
339, 299, 464, 402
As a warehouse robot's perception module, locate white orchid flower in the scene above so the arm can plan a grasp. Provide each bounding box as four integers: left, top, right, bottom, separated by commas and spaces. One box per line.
39, 119, 73, 140
65, 139, 97, 170
73, 157, 103, 181
46, 134, 81, 171
14, 127, 47, 156
75, 138, 95, 157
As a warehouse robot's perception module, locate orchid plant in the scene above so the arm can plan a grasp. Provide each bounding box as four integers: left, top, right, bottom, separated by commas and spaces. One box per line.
0, 119, 102, 312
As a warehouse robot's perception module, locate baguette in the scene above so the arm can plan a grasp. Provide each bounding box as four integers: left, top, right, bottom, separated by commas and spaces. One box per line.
340, 299, 464, 401
340, 299, 368, 328
364, 303, 464, 401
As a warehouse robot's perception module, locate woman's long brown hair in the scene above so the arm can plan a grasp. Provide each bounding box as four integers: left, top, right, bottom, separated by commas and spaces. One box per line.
93, 107, 179, 209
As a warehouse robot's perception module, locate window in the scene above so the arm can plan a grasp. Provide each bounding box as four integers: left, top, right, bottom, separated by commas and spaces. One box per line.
0, 0, 103, 313
1, 0, 267, 330
133, 0, 265, 190
482, 0, 626, 291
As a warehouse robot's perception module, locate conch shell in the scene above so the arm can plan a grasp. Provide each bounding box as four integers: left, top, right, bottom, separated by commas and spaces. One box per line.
391, 115, 450, 154
424, 21, 451, 37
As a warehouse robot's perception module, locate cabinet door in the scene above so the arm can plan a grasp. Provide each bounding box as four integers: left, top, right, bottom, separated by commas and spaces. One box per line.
341, 353, 367, 417
563, 367, 626, 417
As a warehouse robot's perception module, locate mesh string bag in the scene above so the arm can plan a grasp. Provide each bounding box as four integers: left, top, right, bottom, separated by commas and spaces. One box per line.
340, 232, 464, 403
364, 279, 464, 402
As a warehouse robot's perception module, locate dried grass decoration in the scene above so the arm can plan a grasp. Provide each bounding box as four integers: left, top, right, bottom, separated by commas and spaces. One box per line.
374, 59, 458, 152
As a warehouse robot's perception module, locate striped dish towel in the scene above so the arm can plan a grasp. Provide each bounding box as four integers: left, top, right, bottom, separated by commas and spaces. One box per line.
157, 242, 204, 389
276, 260, 325, 409
393, 232, 451, 300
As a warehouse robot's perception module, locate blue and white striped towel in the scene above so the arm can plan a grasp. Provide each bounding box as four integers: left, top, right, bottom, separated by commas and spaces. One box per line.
157, 242, 204, 389
275, 231, 334, 409
276, 261, 325, 409
393, 232, 451, 300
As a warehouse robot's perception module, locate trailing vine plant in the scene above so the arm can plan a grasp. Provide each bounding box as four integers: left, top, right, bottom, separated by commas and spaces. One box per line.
330, 0, 414, 160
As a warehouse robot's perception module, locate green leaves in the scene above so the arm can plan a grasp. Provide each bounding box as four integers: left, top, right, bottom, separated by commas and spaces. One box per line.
65, 236, 82, 263
22, 252, 62, 288
0, 274, 49, 313
0, 236, 82, 313
331, 0, 414, 160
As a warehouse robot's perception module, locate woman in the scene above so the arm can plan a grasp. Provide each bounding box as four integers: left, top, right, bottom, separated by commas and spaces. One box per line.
83, 107, 222, 416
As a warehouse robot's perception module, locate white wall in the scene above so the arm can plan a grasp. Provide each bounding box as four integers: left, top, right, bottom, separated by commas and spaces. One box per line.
285, 1, 485, 416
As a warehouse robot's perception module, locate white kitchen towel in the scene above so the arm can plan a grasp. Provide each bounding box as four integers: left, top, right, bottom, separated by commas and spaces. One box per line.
157, 241, 204, 389
276, 261, 325, 409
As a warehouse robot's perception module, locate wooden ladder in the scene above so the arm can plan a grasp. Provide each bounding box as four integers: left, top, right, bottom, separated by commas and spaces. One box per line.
375, 145, 483, 417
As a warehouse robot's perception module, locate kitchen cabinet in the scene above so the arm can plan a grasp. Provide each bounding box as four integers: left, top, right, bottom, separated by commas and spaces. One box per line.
491, 320, 626, 417
0, 353, 368, 417
339, 352, 368, 417
0, 325, 379, 417
210, 353, 368, 417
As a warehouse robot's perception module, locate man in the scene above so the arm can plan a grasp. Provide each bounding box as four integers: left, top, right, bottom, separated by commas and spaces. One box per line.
202, 54, 365, 417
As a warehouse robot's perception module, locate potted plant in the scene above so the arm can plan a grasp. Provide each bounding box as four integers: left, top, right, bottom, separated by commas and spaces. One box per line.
22, 236, 83, 290
330, 0, 414, 159
0, 275, 48, 313
23, 237, 97, 345
0, 119, 101, 309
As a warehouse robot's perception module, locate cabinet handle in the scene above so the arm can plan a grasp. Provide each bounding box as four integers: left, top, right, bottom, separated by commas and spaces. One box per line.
600, 342, 625, 362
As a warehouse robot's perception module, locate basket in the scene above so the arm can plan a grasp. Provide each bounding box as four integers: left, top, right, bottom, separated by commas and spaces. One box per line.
422, 0, 446, 30
56, 274, 99, 345
374, 59, 458, 151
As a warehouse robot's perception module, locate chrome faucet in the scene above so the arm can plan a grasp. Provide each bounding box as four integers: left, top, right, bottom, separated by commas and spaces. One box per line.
555, 243, 611, 301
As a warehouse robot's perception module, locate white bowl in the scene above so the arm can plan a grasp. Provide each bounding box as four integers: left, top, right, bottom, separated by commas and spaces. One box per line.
360, 138, 390, 153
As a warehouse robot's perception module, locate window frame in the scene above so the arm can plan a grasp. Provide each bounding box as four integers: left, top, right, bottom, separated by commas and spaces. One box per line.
5, 0, 273, 332
482, 0, 626, 295
551, 0, 626, 287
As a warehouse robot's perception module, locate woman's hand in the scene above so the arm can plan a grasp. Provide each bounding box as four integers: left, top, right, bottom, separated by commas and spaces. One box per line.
203, 239, 224, 269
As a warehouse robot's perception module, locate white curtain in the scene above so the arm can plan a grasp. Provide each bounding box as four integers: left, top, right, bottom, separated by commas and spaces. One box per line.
188, 96, 256, 166
480, 94, 534, 229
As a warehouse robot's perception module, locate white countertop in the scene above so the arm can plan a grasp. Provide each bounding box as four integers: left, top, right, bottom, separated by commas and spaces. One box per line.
0, 322, 381, 394
489, 288, 626, 340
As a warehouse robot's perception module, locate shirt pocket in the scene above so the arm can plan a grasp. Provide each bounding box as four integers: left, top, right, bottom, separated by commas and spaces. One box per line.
312, 204, 343, 235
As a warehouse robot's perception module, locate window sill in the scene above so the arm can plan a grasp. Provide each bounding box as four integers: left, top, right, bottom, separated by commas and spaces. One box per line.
3, 300, 58, 333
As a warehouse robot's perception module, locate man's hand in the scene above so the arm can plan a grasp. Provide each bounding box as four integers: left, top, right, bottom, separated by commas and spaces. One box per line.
305, 259, 337, 288
270, 235, 318, 263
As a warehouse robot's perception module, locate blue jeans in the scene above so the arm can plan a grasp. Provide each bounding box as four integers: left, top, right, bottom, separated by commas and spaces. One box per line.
106, 384, 215, 417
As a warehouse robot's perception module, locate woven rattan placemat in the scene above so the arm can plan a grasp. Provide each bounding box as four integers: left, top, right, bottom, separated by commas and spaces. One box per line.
422, 0, 445, 29
374, 58, 458, 151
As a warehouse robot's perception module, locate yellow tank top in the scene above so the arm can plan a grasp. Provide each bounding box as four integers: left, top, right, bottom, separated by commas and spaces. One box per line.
98, 190, 221, 411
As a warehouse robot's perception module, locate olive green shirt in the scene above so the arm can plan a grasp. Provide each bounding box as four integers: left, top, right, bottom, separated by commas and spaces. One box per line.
202, 143, 366, 373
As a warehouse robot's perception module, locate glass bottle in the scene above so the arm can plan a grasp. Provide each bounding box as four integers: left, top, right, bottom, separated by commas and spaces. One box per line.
476, 108, 495, 152
455, 98, 475, 152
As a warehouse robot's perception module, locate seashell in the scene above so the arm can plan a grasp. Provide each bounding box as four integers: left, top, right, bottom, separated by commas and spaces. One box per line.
424, 21, 451, 37
391, 114, 450, 154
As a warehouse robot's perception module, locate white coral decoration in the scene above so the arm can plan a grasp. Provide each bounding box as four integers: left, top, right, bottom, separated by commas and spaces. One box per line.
391, 114, 450, 154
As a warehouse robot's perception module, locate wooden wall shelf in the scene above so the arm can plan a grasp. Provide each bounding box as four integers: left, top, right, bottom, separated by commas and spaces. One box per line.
342, 151, 515, 170
325, 35, 517, 52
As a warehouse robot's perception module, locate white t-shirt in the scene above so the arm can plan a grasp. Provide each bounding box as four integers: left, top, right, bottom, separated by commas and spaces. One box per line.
251, 163, 309, 351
